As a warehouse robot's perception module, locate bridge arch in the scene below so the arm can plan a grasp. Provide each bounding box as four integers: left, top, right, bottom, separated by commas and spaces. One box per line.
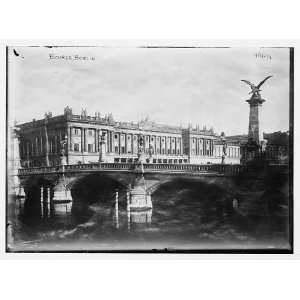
149, 176, 237, 220
69, 173, 130, 206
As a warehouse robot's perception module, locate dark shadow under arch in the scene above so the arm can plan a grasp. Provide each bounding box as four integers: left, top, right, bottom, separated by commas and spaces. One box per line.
71, 173, 127, 205
151, 178, 235, 226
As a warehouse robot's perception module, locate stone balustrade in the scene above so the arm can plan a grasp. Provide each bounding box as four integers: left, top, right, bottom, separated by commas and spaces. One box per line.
18, 162, 245, 176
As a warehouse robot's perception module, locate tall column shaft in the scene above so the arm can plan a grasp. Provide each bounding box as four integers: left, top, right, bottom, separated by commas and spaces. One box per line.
246, 94, 265, 145
248, 104, 260, 143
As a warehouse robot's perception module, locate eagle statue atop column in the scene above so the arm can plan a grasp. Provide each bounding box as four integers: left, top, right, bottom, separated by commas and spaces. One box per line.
241, 75, 272, 98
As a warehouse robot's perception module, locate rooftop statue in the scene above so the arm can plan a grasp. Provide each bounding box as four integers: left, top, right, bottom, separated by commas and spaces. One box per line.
64, 106, 72, 116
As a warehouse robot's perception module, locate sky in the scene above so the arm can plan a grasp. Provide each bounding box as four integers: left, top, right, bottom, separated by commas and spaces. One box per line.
8, 46, 290, 136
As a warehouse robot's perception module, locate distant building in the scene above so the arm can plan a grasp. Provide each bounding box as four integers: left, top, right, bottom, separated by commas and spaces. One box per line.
263, 131, 289, 164
227, 131, 289, 164
14, 107, 241, 168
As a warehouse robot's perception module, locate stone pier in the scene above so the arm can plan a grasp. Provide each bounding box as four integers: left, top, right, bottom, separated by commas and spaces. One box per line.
51, 181, 72, 214
17, 186, 25, 197
52, 178, 72, 203
128, 175, 152, 211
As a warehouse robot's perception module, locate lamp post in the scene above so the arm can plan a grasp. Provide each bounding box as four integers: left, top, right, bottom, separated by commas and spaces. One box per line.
221, 132, 227, 165
149, 145, 154, 163
137, 134, 145, 164
99, 131, 107, 163
60, 135, 68, 167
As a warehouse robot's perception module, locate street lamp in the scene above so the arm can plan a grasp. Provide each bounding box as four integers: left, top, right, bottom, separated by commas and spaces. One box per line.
137, 134, 144, 163
220, 132, 227, 165
99, 131, 107, 163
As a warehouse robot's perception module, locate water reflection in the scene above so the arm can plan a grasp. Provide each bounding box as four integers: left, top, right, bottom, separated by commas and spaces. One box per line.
9, 176, 290, 251
115, 190, 119, 229
129, 210, 152, 224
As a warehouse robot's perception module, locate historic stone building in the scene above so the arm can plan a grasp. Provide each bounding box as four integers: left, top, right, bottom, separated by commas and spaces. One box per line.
16, 107, 241, 168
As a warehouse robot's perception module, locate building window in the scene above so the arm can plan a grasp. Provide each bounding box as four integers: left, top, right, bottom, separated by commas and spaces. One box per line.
75, 129, 79, 135
74, 143, 80, 152
121, 146, 125, 154
88, 144, 93, 152
167, 149, 171, 155
115, 146, 119, 153
162, 149, 165, 154
157, 148, 160, 154
88, 130, 93, 136
115, 134, 118, 139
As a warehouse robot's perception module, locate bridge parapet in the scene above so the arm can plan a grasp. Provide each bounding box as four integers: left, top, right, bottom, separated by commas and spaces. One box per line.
18, 163, 245, 176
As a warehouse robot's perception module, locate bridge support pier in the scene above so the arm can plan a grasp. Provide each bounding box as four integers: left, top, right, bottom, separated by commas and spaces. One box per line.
17, 186, 25, 198
52, 182, 72, 214
53, 187, 72, 202
128, 175, 152, 211
52, 179, 72, 214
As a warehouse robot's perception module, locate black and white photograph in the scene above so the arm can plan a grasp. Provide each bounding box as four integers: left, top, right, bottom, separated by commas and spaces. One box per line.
6, 45, 293, 253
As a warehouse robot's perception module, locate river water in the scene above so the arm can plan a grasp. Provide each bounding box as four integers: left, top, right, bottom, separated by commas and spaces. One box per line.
8, 176, 290, 252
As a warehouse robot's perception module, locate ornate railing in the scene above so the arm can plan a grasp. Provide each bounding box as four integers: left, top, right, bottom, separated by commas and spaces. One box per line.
18, 162, 244, 176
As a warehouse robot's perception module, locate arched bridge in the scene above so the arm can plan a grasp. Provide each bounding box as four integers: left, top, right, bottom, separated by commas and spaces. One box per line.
17, 162, 247, 210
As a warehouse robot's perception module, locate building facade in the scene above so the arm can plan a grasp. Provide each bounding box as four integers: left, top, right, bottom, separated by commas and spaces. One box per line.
16, 107, 241, 168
